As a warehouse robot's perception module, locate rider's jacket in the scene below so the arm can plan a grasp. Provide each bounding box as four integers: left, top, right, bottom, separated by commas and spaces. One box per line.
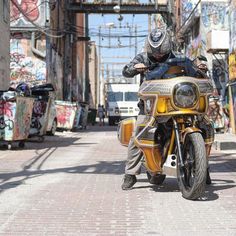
122, 51, 199, 84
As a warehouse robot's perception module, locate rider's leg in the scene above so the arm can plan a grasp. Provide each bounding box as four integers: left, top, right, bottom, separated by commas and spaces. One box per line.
122, 115, 146, 190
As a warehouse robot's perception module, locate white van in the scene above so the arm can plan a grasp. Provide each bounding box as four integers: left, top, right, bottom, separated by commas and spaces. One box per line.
106, 83, 139, 125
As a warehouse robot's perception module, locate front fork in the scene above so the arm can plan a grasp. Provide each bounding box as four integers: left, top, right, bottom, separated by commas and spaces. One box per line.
171, 117, 205, 167
173, 118, 184, 168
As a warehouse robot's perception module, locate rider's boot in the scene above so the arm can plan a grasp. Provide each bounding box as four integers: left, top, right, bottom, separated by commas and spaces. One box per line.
206, 167, 211, 185
121, 174, 137, 190
146, 172, 166, 185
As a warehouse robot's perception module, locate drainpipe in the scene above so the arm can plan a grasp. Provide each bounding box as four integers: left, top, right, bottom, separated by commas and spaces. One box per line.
31, 32, 46, 59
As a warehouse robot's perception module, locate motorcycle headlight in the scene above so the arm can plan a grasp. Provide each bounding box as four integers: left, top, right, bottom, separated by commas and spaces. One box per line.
173, 82, 198, 108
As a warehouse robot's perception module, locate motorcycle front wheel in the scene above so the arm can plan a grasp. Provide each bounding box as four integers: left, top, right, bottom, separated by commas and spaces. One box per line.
177, 132, 207, 200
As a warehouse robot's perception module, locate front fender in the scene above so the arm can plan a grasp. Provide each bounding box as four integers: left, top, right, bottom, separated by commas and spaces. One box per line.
181, 127, 202, 143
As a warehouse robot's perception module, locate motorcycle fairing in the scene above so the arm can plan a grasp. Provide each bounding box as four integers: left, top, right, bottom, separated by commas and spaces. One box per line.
134, 116, 163, 173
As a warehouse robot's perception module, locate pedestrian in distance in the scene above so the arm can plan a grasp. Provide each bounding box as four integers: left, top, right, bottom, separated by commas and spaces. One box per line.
97, 104, 104, 126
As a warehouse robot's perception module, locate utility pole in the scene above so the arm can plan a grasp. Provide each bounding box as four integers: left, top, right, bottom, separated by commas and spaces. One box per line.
101, 63, 105, 105
135, 24, 137, 56
63, 0, 72, 101
148, 0, 152, 33
85, 13, 90, 102
98, 26, 101, 106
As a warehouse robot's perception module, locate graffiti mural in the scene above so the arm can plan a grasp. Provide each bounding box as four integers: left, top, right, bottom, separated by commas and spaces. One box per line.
229, 1, 236, 80
201, 2, 229, 31
229, 54, 236, 80
229, 6, 236, 53
186, 35, 202, 60
46, 49, 63, 99
230, 83, 236, 132
181, 0, 199, 25
10, 0, 47, 28
10, 39, 46, 86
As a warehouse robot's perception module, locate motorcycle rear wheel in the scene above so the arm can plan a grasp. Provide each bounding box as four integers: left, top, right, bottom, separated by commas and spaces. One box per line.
177, 132, 207, 200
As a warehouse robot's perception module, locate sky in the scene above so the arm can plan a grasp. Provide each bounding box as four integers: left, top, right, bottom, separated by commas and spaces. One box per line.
89, 13, 149, 79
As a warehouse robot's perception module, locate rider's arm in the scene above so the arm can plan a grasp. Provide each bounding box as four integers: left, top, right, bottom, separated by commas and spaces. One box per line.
184, 58, 200, 77
122, 53, 146, 78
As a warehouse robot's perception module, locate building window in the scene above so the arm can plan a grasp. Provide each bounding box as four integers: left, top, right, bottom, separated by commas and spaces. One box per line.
3, 0, 8, 23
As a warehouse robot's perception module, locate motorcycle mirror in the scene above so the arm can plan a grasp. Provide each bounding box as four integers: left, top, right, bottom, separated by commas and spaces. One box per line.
197, 55, 207, 62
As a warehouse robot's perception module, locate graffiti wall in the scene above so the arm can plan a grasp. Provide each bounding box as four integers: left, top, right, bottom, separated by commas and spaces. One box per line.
201, 1, 229, 31
229, 1, 236, 80
47, 48, 63, 99
186, 35, 202, 60
229, 54, 236, 80
0, 1, 10, 90
10, 0, 48, 28
10, 38, 46, 86
230, 83, 236, 132
181, 0, 199, 25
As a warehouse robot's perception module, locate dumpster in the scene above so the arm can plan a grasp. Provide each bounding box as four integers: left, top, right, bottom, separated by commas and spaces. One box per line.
87, 108, 97, 126
0, 91, 34, 149
29, 84, 56, 141
55, 100, 77, 131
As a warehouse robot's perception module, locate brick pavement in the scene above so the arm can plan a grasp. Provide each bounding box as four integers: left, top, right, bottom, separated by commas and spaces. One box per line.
0, 125, 235, 236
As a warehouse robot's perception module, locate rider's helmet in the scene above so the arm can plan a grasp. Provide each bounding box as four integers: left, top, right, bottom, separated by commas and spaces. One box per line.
15, 82, 31, 97
146, 27, 171, 60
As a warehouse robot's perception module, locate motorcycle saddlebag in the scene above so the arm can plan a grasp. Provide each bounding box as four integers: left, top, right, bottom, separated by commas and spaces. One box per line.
117, 117, 136, 146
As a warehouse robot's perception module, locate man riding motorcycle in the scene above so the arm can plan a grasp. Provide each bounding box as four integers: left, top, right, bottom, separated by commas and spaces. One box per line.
121, 26, 214, 190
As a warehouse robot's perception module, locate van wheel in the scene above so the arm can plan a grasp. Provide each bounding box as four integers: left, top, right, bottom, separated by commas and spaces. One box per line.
108, 117, 114, 126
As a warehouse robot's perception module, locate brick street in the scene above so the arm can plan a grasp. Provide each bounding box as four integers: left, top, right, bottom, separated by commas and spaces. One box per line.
0, 125, 236, 236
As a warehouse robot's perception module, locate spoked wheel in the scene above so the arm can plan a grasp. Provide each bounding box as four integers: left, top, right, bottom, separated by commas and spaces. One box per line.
177, 132, 207, 200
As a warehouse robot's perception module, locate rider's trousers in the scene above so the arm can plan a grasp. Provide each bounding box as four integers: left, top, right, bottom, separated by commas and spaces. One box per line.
125, 115, 146, 175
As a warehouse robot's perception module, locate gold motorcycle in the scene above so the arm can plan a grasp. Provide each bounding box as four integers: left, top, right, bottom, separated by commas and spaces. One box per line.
118, 58, 214, 200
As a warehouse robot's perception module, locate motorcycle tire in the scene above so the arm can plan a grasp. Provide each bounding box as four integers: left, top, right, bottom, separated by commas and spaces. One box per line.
177, 132, 207, 200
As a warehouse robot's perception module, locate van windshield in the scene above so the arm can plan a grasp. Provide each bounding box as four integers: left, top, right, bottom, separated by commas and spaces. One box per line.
107, 92, 123, 102
125, 92, 138, 101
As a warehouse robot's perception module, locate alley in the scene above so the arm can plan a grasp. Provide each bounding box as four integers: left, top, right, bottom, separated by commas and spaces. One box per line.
0, 125, 235, 236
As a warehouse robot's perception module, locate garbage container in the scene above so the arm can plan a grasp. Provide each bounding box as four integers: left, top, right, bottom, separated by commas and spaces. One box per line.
55, 100, 77, 131
0, 91, 34, 149
87, 108, 97, 126
29, 83, 56, 141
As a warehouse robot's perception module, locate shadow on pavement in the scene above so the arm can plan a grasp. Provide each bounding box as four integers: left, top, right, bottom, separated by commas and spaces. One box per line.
0, 160, 125, 194
132, 175, 235, 202
0, 135, 98, 151
75, 124, 117, 133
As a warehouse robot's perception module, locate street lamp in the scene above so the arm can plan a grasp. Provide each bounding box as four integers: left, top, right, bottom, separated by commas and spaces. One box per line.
113, 5, 120, 13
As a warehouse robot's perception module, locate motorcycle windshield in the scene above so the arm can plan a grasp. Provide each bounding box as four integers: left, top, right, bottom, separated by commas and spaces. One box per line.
146, 64, 170, 80
146, 57, 198, 80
